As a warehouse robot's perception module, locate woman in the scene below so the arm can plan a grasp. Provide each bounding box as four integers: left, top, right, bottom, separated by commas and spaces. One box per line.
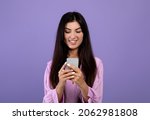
43, 12, 103, 103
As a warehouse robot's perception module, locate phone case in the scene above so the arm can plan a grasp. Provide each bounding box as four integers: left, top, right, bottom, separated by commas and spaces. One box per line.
66, 58, 79, 68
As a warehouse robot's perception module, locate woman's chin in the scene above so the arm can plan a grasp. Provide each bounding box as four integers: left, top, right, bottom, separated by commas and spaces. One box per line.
68, 46, 78, 50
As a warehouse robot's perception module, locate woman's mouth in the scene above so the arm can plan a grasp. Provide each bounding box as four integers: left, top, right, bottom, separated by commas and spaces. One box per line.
69, 40, 77, 45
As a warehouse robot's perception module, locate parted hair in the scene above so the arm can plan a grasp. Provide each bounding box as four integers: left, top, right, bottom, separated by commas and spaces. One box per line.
50, 12, 97, 88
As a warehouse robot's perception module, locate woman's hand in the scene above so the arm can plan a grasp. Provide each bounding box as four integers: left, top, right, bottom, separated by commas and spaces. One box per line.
67, 63, 89, 102
56, 62, 75, 102
66, 63, 85, 87
58, 62, 75, 85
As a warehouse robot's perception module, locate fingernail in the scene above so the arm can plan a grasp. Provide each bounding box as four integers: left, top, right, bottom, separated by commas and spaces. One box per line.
72, 72, 75, 74
67, 63, 70, 66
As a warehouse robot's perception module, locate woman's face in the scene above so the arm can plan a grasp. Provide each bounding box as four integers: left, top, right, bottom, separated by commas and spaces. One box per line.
64, 21, 83, 50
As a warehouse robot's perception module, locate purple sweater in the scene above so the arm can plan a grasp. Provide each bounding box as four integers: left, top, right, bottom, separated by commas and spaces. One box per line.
43, 57, 103, 103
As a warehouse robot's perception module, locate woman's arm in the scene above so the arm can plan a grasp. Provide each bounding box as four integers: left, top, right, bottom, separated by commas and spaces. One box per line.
67, 58, 103, 103
43, 61, 61, 103
80, 58, 103, 103
43, 61, 76, 103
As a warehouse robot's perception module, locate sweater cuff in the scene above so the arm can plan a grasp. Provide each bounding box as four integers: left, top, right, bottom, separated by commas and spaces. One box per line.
81, 87, 93, 103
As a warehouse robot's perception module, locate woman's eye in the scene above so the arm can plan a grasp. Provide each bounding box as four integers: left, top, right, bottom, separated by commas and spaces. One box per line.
76, 31, 82, 33
65, 31, 70, 33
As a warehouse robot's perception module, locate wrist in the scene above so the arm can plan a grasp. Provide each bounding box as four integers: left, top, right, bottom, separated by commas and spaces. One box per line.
79, 80, 87, 90
79, 81, 89, 102
57, 80, 66, 88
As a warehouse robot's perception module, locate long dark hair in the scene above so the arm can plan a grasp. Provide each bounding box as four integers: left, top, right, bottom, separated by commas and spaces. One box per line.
50, 12, 97, 88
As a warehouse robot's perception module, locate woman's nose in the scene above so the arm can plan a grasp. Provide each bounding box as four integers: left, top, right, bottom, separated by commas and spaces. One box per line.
70, 32, 76, 39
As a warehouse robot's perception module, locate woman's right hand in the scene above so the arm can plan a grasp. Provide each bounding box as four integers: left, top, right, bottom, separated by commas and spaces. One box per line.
58, 62, 75, 85
56, 62, 75, 102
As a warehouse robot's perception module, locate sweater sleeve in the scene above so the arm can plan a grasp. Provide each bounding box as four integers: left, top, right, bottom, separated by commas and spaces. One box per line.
81, 58, 103, 103
42, 61, 64, 103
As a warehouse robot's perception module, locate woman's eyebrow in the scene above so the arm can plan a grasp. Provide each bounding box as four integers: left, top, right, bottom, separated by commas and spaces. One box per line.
65, 27, 81, 30
65, 28, 71, 30
75, 27, 81, 30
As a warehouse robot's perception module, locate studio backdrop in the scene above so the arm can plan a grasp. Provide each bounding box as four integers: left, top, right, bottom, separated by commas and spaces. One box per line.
0, 0, 150, 102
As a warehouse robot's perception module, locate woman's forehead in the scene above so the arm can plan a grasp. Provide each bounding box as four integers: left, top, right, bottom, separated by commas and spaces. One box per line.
65, 21, 81, 29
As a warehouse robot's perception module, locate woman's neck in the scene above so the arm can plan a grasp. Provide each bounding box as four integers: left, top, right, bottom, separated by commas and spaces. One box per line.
68, 49, 78, 58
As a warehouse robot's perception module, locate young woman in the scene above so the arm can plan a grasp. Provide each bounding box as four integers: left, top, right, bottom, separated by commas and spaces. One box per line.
43, 12, 103, 103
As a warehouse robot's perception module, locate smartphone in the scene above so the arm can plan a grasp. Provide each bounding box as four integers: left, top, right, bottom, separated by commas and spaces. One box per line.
65, 58, 79, 70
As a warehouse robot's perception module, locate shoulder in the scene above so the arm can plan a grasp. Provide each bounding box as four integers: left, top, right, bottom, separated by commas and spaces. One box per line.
94, 57, 103, 67
47, 60, 52, 66
94, 57, 103, 78
45, 60, 52, 72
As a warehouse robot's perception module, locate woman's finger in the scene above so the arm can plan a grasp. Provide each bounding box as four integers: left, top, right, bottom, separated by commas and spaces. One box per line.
61, 71, 75, 79
59, 69, 73, 77
59, 62, 67, 72
61, 75, 75, 81
66, 63, 79, 73
73, 72, 82, 78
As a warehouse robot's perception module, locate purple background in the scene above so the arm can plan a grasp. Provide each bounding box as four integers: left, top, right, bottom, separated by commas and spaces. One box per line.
0, 0, 150, 102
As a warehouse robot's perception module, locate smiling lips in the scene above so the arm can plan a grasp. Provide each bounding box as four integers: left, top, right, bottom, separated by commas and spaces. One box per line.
68, 39, 77, 45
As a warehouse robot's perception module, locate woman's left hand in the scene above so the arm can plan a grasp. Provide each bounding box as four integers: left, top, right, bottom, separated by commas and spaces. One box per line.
67, 63, 89, 102
66, 63, 85, 87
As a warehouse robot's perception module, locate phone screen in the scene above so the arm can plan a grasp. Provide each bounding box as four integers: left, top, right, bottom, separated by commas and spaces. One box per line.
66, 58, 79, 68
